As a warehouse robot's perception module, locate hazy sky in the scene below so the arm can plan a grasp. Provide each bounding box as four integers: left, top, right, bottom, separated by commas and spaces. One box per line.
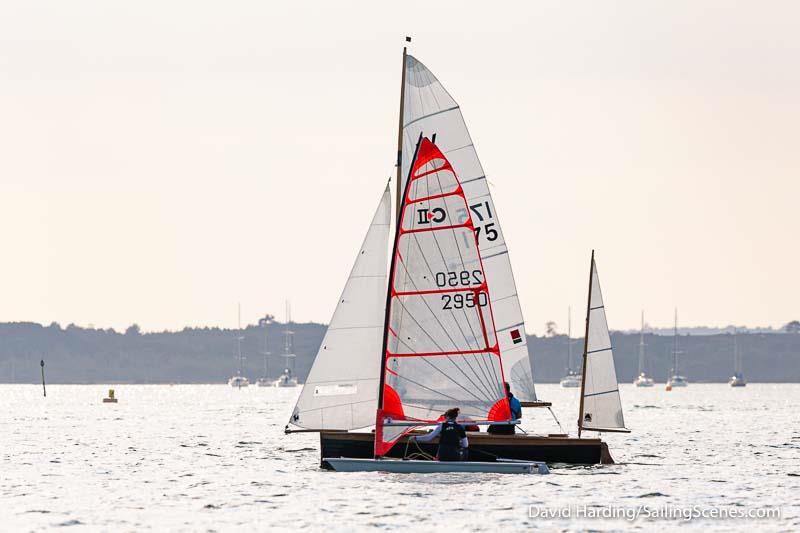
1, 1, 798, 334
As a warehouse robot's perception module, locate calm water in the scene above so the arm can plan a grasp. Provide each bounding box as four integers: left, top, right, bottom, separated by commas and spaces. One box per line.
1, 384, 798, 531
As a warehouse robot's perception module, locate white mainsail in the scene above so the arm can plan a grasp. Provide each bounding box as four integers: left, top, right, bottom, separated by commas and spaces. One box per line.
288, 186, 391, 430
578, 252, 628, 434
399, 55, 536, 401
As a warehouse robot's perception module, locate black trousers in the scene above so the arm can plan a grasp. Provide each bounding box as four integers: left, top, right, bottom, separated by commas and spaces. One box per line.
487, 424, 515, 435
438, 445, 468, 461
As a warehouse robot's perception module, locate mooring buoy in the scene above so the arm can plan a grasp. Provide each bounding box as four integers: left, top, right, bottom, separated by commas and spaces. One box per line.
102, 388, 118, 403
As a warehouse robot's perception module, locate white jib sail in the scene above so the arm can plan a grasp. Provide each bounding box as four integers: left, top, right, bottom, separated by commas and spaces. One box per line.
400, 55, 536, 401
581, 256, 627, 432
288, 186, 391, 430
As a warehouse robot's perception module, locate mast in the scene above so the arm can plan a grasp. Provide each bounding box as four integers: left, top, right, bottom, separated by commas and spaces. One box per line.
283, 300, 293, 372
237, 303, 243, 375
567, 306, 572, 372
672, 307, 678, 375
577, 250, 595, 438
638, 311, 645, 375
733, 329, 740, 374
395, 41, 409, 214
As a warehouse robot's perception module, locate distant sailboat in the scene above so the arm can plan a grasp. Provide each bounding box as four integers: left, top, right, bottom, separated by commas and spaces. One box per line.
578, 251, 629, 436
560, 307, 581, 388
274, 301, 298, 388
666, 308, 688, 388
256, 315, 272, 386
228, 303, 249, 388
729, 329, 747, 387
633, 311, 654, 387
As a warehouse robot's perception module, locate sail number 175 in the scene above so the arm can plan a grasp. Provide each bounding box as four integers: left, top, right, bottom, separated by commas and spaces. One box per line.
456, 201, 498, 244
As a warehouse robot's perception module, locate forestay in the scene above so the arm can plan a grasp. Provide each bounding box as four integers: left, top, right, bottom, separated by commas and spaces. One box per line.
376, 137, 511, 457
288, 186, 391, 430
579, 254, 628, 433
400, 55, 536, 401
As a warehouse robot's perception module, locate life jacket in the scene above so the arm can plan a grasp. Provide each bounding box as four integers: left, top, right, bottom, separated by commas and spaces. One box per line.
438, 420, 466, 448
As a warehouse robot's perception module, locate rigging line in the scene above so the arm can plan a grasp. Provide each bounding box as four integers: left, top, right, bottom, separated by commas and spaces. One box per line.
432, 168, 503, 391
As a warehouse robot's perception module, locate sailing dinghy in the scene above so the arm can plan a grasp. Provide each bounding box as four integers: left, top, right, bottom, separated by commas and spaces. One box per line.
286, 45, 614, 467
322, 136, 546, 473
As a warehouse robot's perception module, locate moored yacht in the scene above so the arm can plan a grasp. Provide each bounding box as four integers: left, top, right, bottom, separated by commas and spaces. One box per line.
634, 311, 654, 387
256, 315, 273, 386
275, 301, 298, 388
229, 304, 249, 388
729, 329, 746, 387
229, 374, 249, 388
666, 308, 688, 388
560, 308, 581, 388
560, 371, 582, 388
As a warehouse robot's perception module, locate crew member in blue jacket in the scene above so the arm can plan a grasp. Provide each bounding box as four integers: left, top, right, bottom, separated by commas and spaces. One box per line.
488, 382, 522, 435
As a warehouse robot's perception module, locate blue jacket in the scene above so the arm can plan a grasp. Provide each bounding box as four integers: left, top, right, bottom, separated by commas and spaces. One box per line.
508, 393, 522, 420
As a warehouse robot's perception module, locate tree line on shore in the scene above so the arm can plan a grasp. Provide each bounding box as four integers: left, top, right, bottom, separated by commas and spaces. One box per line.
0, 320, 798, 384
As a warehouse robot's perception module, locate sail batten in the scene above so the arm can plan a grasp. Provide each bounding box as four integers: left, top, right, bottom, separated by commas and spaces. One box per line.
578, 253, 628, 434
400, 54, 537, 402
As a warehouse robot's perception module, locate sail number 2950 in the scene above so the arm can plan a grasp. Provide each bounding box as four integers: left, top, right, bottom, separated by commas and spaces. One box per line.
435, 270, 488, 310
441, 292, 489, 310
434, 270, 483, 288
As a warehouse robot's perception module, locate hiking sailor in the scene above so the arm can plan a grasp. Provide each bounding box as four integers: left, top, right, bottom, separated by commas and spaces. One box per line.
410, 407, 468, 461
487, 382, 522, 435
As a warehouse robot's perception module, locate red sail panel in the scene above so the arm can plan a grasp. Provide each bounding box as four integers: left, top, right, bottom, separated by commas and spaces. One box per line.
375, 137, 511, 457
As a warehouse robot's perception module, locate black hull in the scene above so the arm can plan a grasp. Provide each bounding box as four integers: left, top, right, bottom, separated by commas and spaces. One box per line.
320, 432, 612, 469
